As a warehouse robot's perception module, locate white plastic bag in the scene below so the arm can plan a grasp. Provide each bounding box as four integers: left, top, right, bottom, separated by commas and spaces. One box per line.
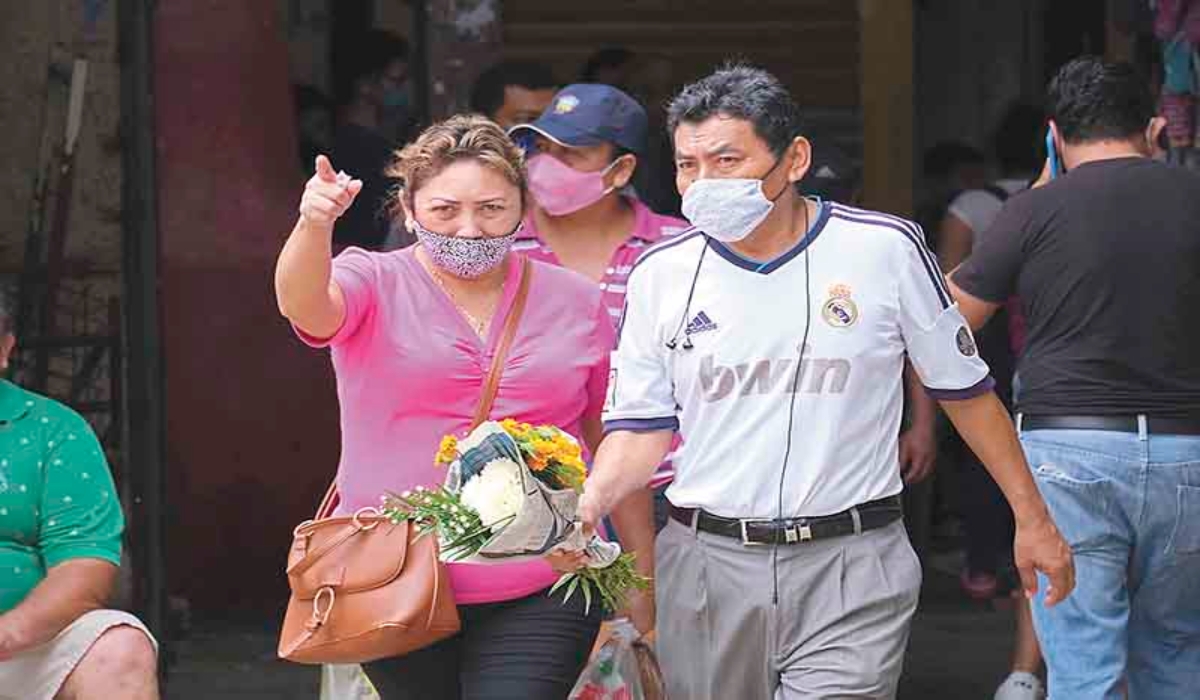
569, 620, 667, 700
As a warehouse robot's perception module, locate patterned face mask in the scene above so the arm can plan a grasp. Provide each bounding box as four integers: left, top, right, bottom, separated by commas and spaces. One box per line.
410, 219, 520, 279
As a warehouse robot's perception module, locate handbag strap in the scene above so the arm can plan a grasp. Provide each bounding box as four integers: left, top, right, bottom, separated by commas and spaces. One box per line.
314, 256, 534, 520
470, 255, 532, 430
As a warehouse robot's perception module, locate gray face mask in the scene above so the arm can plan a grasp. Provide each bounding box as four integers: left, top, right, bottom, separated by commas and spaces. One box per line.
681, 157, 788, 243
411, 219, 520, 279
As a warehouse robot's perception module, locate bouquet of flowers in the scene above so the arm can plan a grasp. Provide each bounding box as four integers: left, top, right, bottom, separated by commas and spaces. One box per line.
382, 419, 649, 613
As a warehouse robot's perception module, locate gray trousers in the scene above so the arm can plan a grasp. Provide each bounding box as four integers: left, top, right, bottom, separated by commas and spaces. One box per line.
656, 518, 921, 699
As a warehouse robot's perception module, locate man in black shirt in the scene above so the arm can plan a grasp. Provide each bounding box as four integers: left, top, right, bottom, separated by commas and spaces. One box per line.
951, 57, 1200, 700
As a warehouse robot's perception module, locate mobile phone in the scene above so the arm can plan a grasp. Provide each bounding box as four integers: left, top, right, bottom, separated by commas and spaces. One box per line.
1045, 128, 1060, 180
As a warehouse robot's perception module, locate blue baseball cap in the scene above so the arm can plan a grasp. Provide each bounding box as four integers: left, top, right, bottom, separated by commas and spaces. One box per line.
508, 84, 648, 155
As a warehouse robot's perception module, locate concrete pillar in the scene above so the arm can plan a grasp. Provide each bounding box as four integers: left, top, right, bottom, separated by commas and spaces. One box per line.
155, 0, 340, 610
859, 0, 915, 216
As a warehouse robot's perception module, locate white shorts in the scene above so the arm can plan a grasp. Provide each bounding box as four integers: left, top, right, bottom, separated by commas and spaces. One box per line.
0, 609, 156, 700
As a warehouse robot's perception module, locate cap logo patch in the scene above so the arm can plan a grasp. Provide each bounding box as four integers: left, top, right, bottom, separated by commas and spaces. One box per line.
554, 95, 580, 114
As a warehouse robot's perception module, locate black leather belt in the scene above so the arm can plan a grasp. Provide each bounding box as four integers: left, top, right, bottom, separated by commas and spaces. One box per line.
1021, 414, 1200, 435
668, 496, 903, 546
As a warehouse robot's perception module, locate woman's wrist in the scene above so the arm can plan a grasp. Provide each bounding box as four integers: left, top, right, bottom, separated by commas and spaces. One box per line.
295, 213, 335, 241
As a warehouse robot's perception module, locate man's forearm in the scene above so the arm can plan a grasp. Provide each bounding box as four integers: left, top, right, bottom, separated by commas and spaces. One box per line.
0, 559, 117, 656
940, 393, 1049, 523
610, 487, 656, 578
585, 430, 672, 519
609, 487, 658, 634
905, 363, 936, 429
946, 276, 1001, 332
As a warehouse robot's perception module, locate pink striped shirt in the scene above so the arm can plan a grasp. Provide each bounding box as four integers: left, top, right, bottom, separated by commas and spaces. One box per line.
515, 197, 689, 487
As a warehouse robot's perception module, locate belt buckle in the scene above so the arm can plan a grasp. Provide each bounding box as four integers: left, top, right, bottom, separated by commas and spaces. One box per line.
738, 519, 814, 546
739, 519, 774, 546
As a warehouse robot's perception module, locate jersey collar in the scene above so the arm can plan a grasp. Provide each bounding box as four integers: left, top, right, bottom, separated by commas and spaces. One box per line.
706, 199, 831, 274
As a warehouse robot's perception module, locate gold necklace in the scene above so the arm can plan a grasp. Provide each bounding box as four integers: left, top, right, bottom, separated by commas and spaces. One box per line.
424, 260, 498, 339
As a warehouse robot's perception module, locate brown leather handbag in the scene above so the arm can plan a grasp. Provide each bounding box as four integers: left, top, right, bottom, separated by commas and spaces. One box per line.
278, 257, 533, 664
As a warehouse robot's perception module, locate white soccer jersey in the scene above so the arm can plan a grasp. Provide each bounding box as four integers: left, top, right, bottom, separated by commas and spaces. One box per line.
603, 202, 992, 518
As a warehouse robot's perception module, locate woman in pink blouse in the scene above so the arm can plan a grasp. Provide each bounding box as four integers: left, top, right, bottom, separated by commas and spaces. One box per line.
275, 115, 614, 699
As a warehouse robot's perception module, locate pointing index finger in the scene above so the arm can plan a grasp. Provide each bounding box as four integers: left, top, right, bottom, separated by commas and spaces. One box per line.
315, 155, 337, 183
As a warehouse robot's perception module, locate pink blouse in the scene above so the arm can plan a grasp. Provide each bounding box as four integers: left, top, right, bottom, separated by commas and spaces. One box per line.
296, 247, 614, 604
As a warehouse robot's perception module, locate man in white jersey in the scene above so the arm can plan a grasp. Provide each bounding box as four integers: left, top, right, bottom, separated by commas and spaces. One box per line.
577, 65, 1074, 699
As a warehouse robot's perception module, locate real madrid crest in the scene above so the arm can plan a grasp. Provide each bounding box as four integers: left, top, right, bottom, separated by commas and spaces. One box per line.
821, 284, 859, 328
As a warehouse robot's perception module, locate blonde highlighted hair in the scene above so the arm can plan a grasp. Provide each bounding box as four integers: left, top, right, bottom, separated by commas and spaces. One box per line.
385, 114, 526, 217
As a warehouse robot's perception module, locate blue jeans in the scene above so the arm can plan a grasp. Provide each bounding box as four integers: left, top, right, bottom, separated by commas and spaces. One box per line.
1019, 426, 1200, 699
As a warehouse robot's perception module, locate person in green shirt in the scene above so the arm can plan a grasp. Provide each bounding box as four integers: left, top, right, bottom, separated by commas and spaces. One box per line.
0, 288, 159, 699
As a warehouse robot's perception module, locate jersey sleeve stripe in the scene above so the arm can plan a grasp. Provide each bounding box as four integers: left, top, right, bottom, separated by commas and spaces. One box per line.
925, 375, 995, 400
627, 228, 703, 276
831, 204, 951, 297
830, 208, 951, 309
603, 416, 681, 433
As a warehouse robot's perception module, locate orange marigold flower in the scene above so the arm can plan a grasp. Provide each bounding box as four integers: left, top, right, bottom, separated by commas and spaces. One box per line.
528, 453, 550, 472
531, 437, 556, 457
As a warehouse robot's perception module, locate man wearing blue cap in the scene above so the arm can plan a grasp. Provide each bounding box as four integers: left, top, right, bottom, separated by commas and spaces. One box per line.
509, 84, 688, 283
509, 85, 689, 637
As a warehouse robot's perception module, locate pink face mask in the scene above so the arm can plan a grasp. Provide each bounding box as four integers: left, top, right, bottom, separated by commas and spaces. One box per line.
526, 153, 620, 216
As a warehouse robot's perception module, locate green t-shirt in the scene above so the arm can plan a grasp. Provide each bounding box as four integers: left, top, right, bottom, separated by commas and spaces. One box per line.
0, 380, 123, 612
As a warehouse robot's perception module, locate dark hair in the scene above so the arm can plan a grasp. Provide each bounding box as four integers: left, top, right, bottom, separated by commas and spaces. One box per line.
1047, 56, 1154, 143
337, 30, 410, 105
667, 64, 803, 157
922, 141, 986, 180
468, 61, 558, 118
580, 47, 635, 83
992, 102, 1045, 174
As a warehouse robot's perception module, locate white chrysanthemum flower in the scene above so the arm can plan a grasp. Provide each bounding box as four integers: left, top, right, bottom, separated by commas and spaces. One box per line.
459, 458, 524, 529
